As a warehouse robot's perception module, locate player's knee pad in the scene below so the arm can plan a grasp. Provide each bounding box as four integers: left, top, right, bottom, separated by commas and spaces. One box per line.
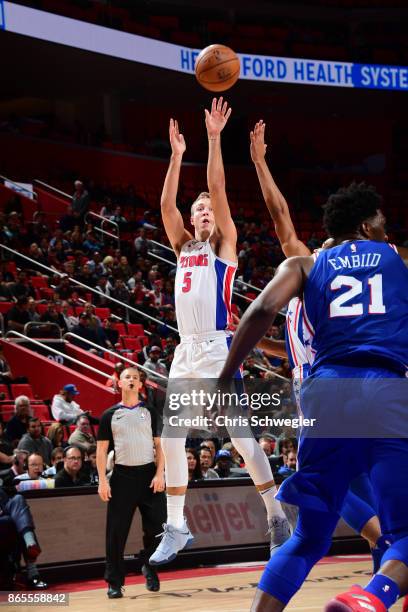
229, 435, 272, 485
161, 436, 188, 488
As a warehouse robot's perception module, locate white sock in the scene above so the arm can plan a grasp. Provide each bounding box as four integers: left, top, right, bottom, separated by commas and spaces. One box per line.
260, 486, 286, 522
167, 494, 185, 529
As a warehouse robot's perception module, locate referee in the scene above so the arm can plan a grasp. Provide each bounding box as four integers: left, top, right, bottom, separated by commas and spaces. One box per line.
96, 367, 166, 599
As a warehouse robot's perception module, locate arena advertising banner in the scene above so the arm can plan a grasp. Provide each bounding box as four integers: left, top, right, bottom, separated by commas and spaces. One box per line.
3, 1, 408, 92
28, 486, 353, 564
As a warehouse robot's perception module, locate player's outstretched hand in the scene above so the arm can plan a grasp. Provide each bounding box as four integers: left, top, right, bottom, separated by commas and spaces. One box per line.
169, 118, 186, 157
98, 479, 112, 502
205, 97, 232, 138
250, 120, 267, 163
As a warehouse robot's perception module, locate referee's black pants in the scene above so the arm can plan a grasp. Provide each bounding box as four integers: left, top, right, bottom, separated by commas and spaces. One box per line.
105, 463, 166, 587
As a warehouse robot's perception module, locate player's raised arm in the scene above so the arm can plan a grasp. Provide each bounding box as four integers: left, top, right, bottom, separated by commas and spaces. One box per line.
205, 97, 237, 256
250, 121, 311, 258
220, 257, 308, 379
160, 118, 193, 256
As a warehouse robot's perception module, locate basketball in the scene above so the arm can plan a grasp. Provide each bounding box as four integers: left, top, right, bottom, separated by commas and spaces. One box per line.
195, 44, 240, 92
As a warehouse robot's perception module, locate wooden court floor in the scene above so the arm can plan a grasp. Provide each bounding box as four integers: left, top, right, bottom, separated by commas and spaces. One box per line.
6, 556, 405, 611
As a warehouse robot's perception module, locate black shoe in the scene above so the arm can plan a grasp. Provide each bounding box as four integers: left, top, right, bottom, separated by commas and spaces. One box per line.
142, 564, 160, 592
27, 576, 48, 590
107, 584, 123, 599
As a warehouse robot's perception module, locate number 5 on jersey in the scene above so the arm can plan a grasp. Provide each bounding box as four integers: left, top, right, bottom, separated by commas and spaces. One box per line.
330, 274, 385, 317
182, 271, 192, 293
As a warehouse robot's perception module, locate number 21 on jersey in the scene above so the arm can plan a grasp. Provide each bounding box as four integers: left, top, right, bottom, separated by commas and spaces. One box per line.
330, 274, 385, 317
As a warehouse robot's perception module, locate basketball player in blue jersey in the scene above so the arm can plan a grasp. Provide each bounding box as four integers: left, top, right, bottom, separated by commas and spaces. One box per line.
220, 182, 408, 612
250, 120, 388, 571
149, 98, 290, 566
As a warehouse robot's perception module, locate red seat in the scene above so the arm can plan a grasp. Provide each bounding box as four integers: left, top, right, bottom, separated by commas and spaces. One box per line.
33, 404, 51, 421
127, 323, 144, 336
121, 337, 142, 351
112, 323, 126, 336
11, 384, 35, 400
0, 402, 15, 422
103, 351, 117, 364
0, 384, 11, 400
30, 277, 49, 289
138, 336, 149, 347
0, 302, 13, 314
95, 308, 111, 320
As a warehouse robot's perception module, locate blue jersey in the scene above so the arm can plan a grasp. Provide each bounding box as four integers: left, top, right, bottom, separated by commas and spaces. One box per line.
303, 241, 408, 374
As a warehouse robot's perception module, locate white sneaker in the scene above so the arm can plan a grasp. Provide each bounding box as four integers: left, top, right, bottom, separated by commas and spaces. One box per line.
149, 520, 194, 565
267, 516, 291, 555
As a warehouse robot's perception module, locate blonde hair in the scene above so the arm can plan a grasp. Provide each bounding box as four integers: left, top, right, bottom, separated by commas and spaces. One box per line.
191, 192, 210, 215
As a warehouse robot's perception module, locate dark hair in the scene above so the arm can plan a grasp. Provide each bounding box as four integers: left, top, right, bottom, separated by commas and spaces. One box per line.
278, 437, 298, 455
51, 447, 64, 460
323, 182, 382, 239
75, 413, 89, 425
185, 447, 203, 480
63, 445, 84, 459
87, 444, 97, 456
28, 417, 40, 424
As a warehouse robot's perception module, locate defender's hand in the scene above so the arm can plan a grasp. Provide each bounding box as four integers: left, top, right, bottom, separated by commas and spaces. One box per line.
250, 120, 267, 163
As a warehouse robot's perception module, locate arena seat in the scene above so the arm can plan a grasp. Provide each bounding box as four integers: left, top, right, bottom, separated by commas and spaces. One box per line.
121, 337, 142, 351
10, 384, 35, 400
0, 302, 13, 314
30, 276, 49, 289
112, 322, 127, 336
32, 403, 52, 421
95, 308, 110, 320
127, 323, 144, 337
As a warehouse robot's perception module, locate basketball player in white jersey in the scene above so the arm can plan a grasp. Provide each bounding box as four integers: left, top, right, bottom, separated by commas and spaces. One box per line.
149, 98, 290, 565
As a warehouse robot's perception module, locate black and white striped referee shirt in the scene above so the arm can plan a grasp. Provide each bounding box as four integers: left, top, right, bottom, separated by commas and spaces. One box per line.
97, 402, 158, 466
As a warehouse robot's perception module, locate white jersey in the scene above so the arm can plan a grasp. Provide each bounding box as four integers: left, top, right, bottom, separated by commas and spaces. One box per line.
174, 239, 237, 337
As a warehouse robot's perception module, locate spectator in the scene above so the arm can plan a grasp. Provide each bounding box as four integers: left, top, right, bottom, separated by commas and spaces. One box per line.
0, 418, 14, 469
72, 180, 90, 218
68, 414, 96, 453
103, 317, 119, 347
115, 256, 132, 281
51, 384, 84, 424
42, 448, 64, 477
17, 418, 52, 466
258, 433, 277, 457
54, 275, 75, 301
148, 280, 166, 308
55, 446, 90, 487
95, 276, 111, 306
0, 471, 47, 589
200, 439, 217, 463
6, 296, 31, 332
76, 263, 97, 288
83, 444, 98, 485
59, 204, 77, 233
60, 301, 78, 331
109, 206, 127, 227
106, 363, 125, 392
278, 450, 297, 478
39, 302, 67, 335
134, 228, 148, 253
0, 272, 14, 301
10, 271, 35, 301
46, 422, 68, 450
87, 251, 104, 276
14, 452, 46, 484
199, 447, 219, 479
5, 395, 32, 446
214, 450, 234, 478
186, 447, 202, 481
27, 297, 41, 323
0, 346, 28, 388
143, 346, 168, 382
159, 346, 174, 372
71, 313, 100, 352
110, 278, 130, 304
83, 232, 102, 255
222, 442, 244, 467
